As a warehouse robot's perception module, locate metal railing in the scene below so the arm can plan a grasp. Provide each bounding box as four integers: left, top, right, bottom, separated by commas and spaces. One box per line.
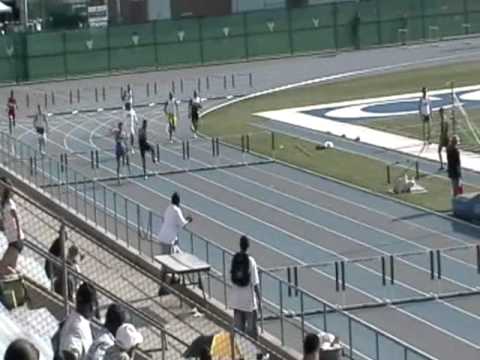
0, 132, 437, 360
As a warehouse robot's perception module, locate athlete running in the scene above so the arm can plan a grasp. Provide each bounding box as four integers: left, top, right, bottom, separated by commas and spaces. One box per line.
164, 92, 179, 144
112, 122, 130, 183
6, 90, 17, 133
33, 105, 48, 155
122, 85, 133, 111
126, 107, 138, 154
138, 119, 156, 179
189, 91, 202, 138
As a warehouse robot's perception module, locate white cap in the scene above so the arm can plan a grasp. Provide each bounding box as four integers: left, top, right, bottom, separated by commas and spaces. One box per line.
116, 323, 144, 350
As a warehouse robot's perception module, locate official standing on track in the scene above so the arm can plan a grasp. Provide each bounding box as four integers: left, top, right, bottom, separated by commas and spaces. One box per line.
447, 135, 462, 196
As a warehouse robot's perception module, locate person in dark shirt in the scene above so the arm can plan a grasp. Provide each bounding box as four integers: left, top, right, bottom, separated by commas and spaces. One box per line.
437, 107, 449, 170
138, 119, 156, 179
446, 135, 462, 196
189, 91, 202, 138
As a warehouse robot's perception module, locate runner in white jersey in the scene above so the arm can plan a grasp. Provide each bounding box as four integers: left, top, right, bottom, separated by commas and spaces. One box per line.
126, 107, 138, 154
33, 105, 48, 154
122, 85, 133, 111
418, 86, 432, 144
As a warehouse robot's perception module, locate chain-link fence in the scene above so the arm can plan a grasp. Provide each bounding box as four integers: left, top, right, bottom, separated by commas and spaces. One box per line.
1, 0, 479, 82
5, 177, 286, 359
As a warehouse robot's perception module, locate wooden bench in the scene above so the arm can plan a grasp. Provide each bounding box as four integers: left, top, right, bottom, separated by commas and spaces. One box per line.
154, 252, 211, 300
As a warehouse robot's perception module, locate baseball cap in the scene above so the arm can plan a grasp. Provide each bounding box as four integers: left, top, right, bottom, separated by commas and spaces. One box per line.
116, 323, 143, 350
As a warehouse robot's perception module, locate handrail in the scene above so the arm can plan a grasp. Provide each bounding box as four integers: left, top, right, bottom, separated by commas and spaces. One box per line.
0, 131, 437, 360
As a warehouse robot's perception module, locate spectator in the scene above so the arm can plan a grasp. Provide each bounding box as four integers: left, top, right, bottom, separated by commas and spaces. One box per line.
437, 107, 449, 170
157, 192, 192, 296
418, 86, 432, 144
230, 235, 262, 340
58, 283, 96, 360
0, 179, 25, 275
447, 135, 462, 196
303, 333, 320, 360
86, 303, 129, 360
66, 245, 84, 293
45, 224, 67, 283
4, 339, 39, 360
104, 323, 143, 360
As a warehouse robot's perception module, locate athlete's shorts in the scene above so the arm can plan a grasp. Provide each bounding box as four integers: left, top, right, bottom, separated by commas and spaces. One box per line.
36, 127, 45, 137
439, 137, 449, 149
422, 115, 431, 123
115, 142, 126, 159
191, 112, 199, 126
139, 141, 152, 158
167, 113, 176, 133
8, 109, 15, 120
125, 102, 131, 111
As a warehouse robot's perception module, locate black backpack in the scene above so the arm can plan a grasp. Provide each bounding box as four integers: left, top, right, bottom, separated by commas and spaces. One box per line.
231, 253, 251, 287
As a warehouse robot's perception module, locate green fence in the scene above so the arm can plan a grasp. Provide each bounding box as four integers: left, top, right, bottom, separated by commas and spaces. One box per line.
2, 0, 480, 82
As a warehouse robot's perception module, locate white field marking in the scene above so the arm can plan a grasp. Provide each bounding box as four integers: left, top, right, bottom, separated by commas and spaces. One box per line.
184, 136, 479, 274
40, 116, 385, 303
57, 112, 480, 319
254, 85, 480, 172
54, 115, 480, 356
392, 304, 480, 350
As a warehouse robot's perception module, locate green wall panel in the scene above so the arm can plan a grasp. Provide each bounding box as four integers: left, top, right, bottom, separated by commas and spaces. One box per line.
27, 32, 64, 56
336, 2, 357, 26
380, 19, 407, 44
28, 56, 65, 80
423, 0, 465, 16
291, 4, 334, 30
65, 29, 108, 52
358, 1, 379, 22
246, 9, 289, 34
202, 38, 246, 62
247, 33, 290, 57
0, 58, 16, 83
291, 28, 335, 53
336, 24, 355, 49
467, 0, 480, 12
359, 23, 380, 47
201, 14, 245, 39
66, 51, 109, 75
468, 12, 480, 33
380, 0, 409, 21
156, 42, 201, 67
110, 45, 156, 70
437, 13, 467, 37
406, 17, 425, 41
109, 23, 155, 48
155, 19, 200, 43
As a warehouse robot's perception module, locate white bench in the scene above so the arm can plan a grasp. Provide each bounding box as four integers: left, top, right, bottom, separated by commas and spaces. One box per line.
155, 252, 210, 300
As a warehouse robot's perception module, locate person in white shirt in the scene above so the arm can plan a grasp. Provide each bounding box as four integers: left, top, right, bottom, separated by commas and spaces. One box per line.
122, 85, 133, 111
86, 303, 128, 360
157, 192, 192, 296
33, 105, 48, 155
58, 283, 96, 360
418, 87, 432, 144
126, 108, 138, 154
0, 180, 25, 274
230, 235, 262, 340
164, 93, 179, 144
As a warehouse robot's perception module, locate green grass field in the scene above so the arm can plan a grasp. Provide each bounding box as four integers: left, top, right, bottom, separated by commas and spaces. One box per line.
202, 61, 480, 212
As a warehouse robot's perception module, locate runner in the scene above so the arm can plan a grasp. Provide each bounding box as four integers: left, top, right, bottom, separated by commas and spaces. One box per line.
164, 92, 179, 144
122, 85, 133, 111
6, 90, 17, 133
126, 107, 138, 154
418, 86, 432, 144
33, 105, 48, 155
438, 107, 449, 171
112, 122, 130, 183
138, 119, 156, 179
189, 91, 202, 138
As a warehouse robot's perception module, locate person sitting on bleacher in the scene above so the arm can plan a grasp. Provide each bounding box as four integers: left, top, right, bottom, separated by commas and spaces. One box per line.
103, 323, 143, 360
86, 303, 128, 360
4, 339, 39, 360
303, 333, 320, 360
0, 179, 25, 275
57, 283, 96, 360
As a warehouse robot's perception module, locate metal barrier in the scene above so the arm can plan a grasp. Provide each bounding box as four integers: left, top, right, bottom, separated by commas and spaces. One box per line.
0, 132, 436, 360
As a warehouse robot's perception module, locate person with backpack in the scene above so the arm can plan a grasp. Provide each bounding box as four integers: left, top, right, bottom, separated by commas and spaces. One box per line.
230, 235, 262, 340
86, 303, 128, 360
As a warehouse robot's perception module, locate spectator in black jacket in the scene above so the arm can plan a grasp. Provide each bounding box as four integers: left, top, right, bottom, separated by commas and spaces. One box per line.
447, 135, 462, 196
